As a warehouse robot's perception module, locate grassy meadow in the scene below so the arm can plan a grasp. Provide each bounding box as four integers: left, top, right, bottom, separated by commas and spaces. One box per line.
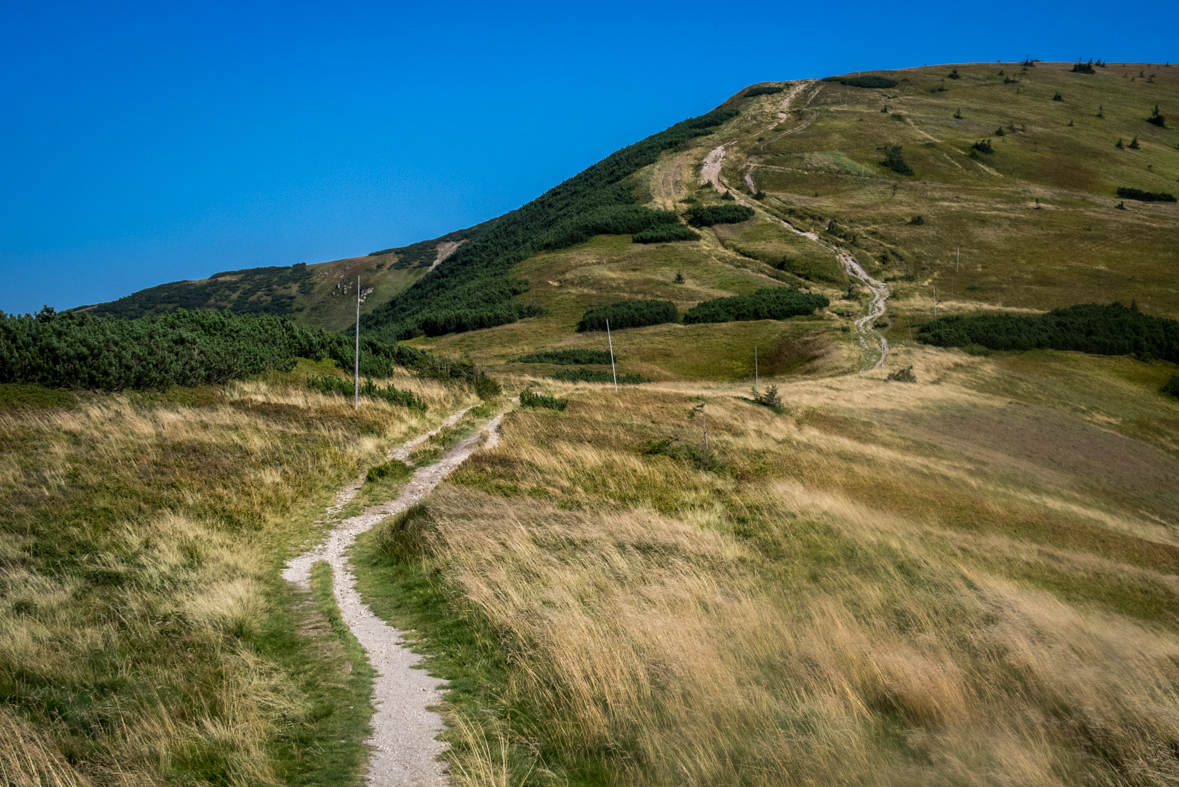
0, 363, 479, 786
354, 345, 1179, 786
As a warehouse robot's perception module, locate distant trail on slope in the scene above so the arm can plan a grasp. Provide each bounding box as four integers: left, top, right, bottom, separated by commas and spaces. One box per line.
284, 406, 505, 787
700, 89, 891, 372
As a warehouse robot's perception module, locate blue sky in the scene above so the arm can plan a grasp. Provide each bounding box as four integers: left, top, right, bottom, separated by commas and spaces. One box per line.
2, 0, 1173, 314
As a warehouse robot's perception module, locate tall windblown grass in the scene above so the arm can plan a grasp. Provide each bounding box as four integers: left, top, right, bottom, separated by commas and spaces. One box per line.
0, 373, 478, 785
367, 357, 1179, 786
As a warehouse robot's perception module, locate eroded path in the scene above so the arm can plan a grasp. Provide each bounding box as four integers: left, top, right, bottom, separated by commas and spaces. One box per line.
284, 407, 504, 786
700, 87, 890, 370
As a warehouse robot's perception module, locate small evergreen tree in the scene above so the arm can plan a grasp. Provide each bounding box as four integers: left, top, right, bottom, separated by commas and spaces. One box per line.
1128, 136, 1141, 150
1053, 92, 1064, 101
1097, 104, 1104, 118
1116, 138, 1125, 149
1147, 105, 1167, 128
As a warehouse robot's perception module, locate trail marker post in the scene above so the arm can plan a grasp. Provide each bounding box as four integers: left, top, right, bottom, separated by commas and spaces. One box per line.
606, 319, 618, 392
354, 276, 360, 411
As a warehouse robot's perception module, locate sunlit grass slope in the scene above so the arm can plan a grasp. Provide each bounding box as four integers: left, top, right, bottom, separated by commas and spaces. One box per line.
355, 344, 1179, 786
0, 365, 478, 786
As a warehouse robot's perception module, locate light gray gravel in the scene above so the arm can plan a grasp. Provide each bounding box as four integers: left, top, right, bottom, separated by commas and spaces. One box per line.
283, 407, 504, 786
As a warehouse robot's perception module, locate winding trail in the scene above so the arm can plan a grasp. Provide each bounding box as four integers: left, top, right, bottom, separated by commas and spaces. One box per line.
284, 407, 504, 786
701, 85, 890, 370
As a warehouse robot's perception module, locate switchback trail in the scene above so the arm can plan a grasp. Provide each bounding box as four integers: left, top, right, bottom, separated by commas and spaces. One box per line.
701, 85, 890, 370
284, 406, 505, 786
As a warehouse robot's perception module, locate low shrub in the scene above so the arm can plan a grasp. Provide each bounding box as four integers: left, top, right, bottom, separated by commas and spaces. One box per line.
1147, 105, 1167, 128
1053, 92, 1064, 101
685, 205, 755, 227
550, 368, 648, 384
823, 75, 898, 89
683, 288, 830, 324
370, 503, 436, 561
632, 224, 701, 243
307, 375, 428, 410
750, 385, 784, 410
908, 215, 926, 226
512, 349, 613, 365
1117, 187, 1177, 202
577, 300, 678, 332
745, 85, 784, 97
520, 389, 568, 411
878, 145, 914, 176
973, 139, 994, 154
1072, 61, 1096, 74
887, 366, 917, 383
643, 438, 726, 473
1163, 376, 1179, 399
367, 459, 412, 483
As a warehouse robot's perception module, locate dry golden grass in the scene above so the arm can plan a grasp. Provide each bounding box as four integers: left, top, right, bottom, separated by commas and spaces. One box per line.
0, 374, 479, 785
374, 347, 1179, 785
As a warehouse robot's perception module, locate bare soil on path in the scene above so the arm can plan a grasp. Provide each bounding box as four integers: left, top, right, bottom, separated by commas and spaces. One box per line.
284, 407, 504, 786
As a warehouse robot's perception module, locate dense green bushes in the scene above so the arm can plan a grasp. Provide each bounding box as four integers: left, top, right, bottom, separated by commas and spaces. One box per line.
632, 224, 701, 243
879, 145, 914, 176
577, 300, 679, 332
1116, 187, 1177, 203
0, 307, 497, 395
520, 389, 568, 411
550, 368, 648, 384
686, 205, 755, 227
360, 107, 739, 340
745, 86, 784, 97
1163, 376, 1179, 399
823, 75, 898, 89
306, 375, 427, 410
683, 287, 829, 324
512, 349, 614, 365
918, 303, 1179, 361
367, 459, 413, 482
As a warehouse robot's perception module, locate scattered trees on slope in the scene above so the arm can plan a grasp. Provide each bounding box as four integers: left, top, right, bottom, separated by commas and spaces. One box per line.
359, 107, 739, 340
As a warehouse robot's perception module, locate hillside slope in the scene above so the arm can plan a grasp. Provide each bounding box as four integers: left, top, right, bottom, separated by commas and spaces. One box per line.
79, 226, 480, 331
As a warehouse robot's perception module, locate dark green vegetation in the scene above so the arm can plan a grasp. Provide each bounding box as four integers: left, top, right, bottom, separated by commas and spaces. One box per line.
1164, 375, 1179, 398
576, 300, 679, 332
366, 459, 413, 483
1117, 186, 1177, 202
683, 288, 830, 325
0, 307, 500, 397
823, 75, 899, 89
745, 85, 785, 97
88, 263, 314, 319
879, 144, 914, 175
306, 375, 427, 411
512, 349, 614, 365
550, 368, 648, 384
919, 303, 1179, 361
685, 204, 755, 227
520, 389, 568, 411
632, 224, 701, 243
358, 108, 739, 340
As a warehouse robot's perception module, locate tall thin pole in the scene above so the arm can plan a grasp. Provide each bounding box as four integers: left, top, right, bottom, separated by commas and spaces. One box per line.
354, 276, 360, 411
754, 345, 759, 394
606, 319, 618, 392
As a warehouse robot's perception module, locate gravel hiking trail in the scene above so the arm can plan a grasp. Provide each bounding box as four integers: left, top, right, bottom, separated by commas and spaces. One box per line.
700, 87, 890, 371
284, 406, 505, 786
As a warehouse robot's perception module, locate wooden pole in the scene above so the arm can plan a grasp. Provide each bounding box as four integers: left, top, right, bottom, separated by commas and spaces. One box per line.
354, 276, 360, 411
606, 319, 618, 392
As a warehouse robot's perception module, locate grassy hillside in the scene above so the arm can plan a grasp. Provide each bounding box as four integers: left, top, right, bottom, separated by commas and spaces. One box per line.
80, 227, 480, 330
354, 346, 1179, 786
0, 367, 481, 786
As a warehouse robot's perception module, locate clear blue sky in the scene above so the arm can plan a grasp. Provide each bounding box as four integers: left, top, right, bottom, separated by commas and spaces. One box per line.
2, 0, 1172, 314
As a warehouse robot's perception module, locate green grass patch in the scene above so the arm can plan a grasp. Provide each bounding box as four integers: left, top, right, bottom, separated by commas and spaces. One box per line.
549, 368, 648, 384
520, 389, 569, 410
512, 349, 614, 365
